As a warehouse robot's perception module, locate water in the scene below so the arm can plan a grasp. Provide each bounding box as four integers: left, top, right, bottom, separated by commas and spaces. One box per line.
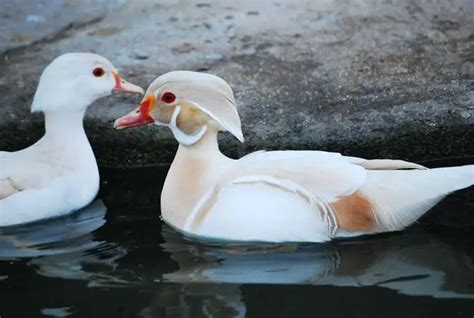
0, 163, 473, 318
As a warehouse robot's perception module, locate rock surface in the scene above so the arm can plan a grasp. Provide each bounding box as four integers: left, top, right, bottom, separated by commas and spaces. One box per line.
0, 0, 473, 166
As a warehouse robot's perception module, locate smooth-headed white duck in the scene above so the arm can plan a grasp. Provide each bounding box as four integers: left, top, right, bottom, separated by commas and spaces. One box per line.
115, 71, 473, 243
0, 53, 143, 226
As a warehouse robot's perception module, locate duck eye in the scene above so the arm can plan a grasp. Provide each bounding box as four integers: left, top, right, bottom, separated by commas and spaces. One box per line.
161, 92, 176, 104
92, 67, 105, 77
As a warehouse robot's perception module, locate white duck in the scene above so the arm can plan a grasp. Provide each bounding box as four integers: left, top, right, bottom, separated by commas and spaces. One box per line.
0, 53, 143, 226
114, 71, 473, 243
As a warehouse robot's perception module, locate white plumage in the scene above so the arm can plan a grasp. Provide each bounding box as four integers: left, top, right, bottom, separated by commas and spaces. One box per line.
114, 70, 473, 243
0, 53, 143, 226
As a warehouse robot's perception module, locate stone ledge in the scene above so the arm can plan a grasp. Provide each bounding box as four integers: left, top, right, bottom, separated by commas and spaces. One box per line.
0, 0, 473, 166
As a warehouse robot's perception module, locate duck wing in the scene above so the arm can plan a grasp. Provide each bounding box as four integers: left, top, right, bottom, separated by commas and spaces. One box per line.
0, 171, 81, 227
184, 152, 368, 238
187, 151, 473, 239
241, 150, 427, 170
343, 156, 427, 170
1, 153, 62, 197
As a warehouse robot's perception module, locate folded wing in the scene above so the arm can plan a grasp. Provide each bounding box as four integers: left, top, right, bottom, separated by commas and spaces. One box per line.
185, 152, 368, 238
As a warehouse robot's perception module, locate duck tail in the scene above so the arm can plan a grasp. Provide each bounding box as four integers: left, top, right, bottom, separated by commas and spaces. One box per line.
359, 165, 473, 232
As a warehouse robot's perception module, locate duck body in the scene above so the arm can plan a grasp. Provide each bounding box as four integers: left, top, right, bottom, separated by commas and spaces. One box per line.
0, 53, 143, 226
161, 140, 332, 242
115, 70, 473, 243
161, 129, 473, 243
0, 113, 99, 226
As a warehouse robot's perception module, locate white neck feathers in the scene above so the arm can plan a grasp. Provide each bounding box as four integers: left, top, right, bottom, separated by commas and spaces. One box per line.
44, 111, 86, 137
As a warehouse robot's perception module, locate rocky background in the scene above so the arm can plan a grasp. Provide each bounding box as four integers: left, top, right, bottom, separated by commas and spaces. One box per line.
0, 0, 473, 166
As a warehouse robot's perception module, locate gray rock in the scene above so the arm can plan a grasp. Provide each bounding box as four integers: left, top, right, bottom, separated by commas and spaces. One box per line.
0, 0, 473, 167
0, 0, 122, 55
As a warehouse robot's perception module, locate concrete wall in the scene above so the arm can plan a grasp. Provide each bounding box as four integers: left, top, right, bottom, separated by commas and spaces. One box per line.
1, 0, 473, 166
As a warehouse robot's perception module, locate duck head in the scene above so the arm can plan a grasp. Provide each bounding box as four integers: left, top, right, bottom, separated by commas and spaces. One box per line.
31, 53, 144, 113
114, 71, 244, 145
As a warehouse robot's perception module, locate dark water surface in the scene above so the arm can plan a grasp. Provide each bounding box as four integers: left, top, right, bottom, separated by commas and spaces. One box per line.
0, 162, 473, 318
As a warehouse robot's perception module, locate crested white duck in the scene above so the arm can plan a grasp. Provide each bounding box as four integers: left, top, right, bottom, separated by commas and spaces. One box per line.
0, 53, 143, 227
114, 71, 473, 243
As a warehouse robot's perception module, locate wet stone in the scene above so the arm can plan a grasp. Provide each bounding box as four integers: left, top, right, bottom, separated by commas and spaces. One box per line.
0, 0, 472, 167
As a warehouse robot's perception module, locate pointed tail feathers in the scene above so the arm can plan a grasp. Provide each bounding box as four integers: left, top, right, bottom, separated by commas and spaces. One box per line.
360, 165, 473, 232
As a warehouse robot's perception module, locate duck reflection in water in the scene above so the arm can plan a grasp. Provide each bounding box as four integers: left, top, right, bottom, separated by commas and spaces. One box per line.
144, 223, 473, 317
1, 197, 472, 316
158, 225, 473, 299
0, 200, 127, 285
1, 207, 471, 297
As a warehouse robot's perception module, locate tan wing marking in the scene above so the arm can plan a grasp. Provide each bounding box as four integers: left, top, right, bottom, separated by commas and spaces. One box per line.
330, 191, 376, 231
356, 159, 427, 170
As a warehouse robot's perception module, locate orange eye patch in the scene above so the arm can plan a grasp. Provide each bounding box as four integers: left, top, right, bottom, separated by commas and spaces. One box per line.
140, 95, 156, 115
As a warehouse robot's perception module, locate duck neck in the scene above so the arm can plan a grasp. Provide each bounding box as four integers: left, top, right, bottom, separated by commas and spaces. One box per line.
40, 110, 93, 160
44, 111, 86, 139
163, 127, 227, 229
175, 127, 223, 161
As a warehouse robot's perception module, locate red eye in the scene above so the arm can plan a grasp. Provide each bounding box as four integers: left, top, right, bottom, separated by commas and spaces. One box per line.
161, 92, 176, 104
92, 67, 105, 77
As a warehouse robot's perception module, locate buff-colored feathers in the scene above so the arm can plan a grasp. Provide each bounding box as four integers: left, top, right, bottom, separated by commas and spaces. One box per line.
113, 70, 474, 243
